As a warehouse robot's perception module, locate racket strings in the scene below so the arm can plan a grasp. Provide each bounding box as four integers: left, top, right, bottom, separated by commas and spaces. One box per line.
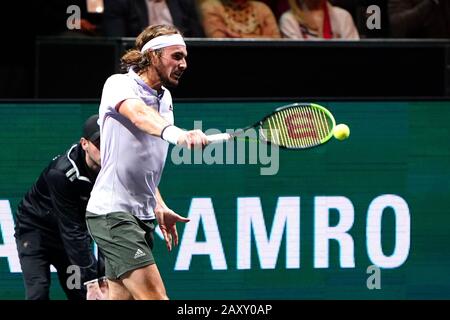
262, 105, 333, 148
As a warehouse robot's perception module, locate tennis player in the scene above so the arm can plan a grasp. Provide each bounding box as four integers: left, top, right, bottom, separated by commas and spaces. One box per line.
86, 24, 207, 300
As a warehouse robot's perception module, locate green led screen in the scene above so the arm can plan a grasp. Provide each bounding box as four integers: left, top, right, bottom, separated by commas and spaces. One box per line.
0, 101, 449, 299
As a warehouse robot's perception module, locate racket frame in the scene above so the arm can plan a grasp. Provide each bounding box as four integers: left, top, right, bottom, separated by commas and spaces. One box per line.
243, 103, 336, 150
206, 103, 336, 149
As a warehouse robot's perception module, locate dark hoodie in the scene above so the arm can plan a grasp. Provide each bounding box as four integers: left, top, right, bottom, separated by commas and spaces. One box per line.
15, 143, 102, 289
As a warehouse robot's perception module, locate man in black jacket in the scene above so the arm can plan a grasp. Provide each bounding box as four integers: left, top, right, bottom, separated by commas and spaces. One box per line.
103, 0, 205, 37
14, 114, 105, 300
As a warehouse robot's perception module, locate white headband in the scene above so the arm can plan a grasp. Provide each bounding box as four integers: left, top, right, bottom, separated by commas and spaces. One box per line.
140, 34, 186, 53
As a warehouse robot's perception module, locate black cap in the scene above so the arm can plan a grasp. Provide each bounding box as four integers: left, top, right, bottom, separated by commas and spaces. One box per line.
83, 114, 100, 141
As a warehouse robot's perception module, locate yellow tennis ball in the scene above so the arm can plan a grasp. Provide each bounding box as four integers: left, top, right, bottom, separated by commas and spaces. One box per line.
333, 124, 350, 140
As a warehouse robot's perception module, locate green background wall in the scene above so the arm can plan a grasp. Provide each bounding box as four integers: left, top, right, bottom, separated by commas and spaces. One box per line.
0, 101, 449, 299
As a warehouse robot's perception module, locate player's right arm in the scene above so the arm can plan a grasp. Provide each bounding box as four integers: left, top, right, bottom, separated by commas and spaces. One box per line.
102, 74, 207, 147
117, 98, 169, 136
117, 98, 207, 148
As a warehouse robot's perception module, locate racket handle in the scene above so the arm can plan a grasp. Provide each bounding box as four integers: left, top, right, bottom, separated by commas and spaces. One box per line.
206, 133, 232, 144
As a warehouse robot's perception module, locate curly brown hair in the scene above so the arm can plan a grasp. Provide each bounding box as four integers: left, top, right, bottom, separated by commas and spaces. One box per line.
120, 24, 182, 73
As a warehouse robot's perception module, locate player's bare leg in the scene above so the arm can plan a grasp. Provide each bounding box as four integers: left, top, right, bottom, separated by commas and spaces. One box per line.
121, 264, 168, 300
107, 279, 133, 300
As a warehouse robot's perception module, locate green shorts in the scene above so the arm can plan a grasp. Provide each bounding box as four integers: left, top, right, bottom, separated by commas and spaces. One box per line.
86, 211, 156, 280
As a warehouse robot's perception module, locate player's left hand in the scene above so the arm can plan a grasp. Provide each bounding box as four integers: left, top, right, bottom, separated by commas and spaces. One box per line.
154, 204, 190, 251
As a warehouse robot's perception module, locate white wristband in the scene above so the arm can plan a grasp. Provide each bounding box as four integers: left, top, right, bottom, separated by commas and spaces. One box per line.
83, 278, 98, 287
161, 125, 184, 145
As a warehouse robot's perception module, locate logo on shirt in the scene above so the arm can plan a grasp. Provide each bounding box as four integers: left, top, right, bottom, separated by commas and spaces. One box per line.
134, 248, 146, 259
169, 104, 173, 111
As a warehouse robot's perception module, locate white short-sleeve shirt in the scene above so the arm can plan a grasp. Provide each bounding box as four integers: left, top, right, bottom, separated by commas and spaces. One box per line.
87, 68, 174, 220
279, 4, 359, 40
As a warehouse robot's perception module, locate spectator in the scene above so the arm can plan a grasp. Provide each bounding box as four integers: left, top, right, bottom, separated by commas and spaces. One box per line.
103, 0, 204, 37
199, 0, 281, 38
280, 0, 359, 39
389, 0, 450, 38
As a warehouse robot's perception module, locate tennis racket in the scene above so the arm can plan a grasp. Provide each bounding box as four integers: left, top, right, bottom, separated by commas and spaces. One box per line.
206, 103, 336, 149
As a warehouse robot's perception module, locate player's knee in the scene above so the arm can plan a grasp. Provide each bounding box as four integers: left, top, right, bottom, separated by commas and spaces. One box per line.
133, 289, 168, 300
109, 291, 133, 300
159, 292, 169, 300
108, 285, 133, 300
152, 284, 169, 300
